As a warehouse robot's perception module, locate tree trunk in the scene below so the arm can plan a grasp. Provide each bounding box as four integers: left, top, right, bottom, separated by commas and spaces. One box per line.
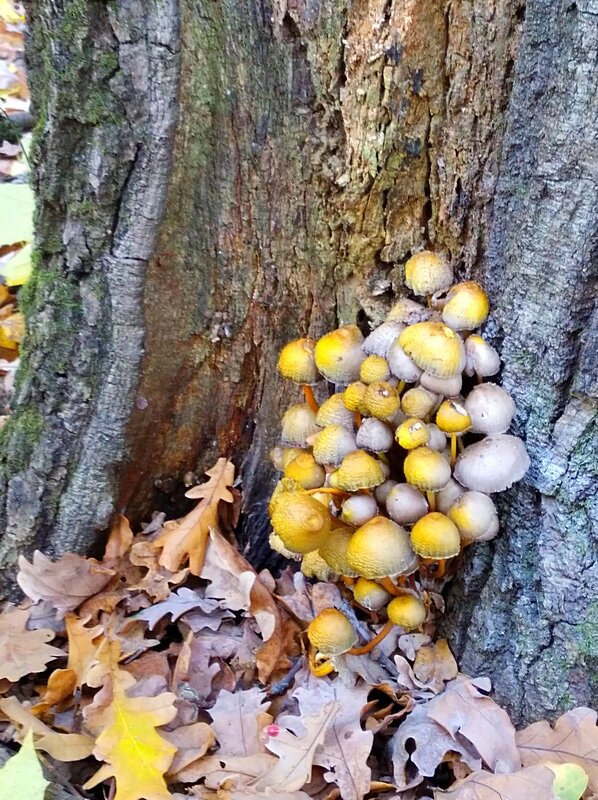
0, 0, 595, 724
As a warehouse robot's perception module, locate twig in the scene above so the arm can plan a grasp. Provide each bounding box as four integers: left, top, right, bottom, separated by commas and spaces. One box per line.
266, 656, 303, 698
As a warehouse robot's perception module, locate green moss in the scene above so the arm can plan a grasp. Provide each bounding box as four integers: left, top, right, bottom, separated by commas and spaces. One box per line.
577, 601, 598, 660
0, 406, 45, 475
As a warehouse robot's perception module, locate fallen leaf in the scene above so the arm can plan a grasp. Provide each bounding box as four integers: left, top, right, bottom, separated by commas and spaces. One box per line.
17, 551, 114, 615
156, 458, 235, 575
413, 640, 458, 692
253, 701, 340, 792
391, 702, 481, 791
132, 587, 223, 629
64, 613, 103, 687
83, 640, 178, 800
0, 730, 48, 800
398, 633, 432, 661
517, 707, 598, 792
438, 763, 558, 799
209, 688, 272, 757
0, 696, 95, 760
164, 722, 216, 781
427, 675, 520, 773
0, 608, 64, 681
547, 761, 589, 800
0, 183, 33, 245
31, 668, 76, 715
180, 753, 277, 788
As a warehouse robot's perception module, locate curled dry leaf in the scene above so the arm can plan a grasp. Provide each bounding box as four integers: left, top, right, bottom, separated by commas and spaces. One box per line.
31, 667, 77, 715
413, 639, 459, 692
163, 722, 216, 781
132, 587, 222, 629
437, 763, 558, 799
517, 707, 598, 793
64, 613, 103, 688
17, 551, 114, 615
0, 608, 64, 682
209, 687, 272, 757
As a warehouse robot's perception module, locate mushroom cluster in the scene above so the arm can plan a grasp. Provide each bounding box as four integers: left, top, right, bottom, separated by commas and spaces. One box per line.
269, 250, 530, 677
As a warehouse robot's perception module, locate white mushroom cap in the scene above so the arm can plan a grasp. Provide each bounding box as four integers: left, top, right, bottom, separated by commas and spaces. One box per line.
464, 335, 501, 377
281, 404, 320, 447
386, 483, 429, 525
341, 494, 379, 527
448, 490, 499, 542
363, 321, 404, 358
387, 339, 423, 383
454, 434, 530, 493
464, 383, 516, 435
356, 418, 394, 452
386, 297, 434, 326
316, 393, 355, 429
375, 478, 397, 505
426, 423, 448, 451
436, 477, 466, 513
420, 371, 462, 397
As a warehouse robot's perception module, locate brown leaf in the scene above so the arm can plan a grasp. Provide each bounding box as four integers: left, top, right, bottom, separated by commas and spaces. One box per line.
426, 675, 520, 773
517, 707, 598, 792
164, 722, 216, 781
104, 514, 134, 560
439, 763, 557, 799
209, 688, 272, 757
412, 640, 458, 692
64, 613, 103, 687
391, 703, 481, 791
132, 587, 221, 629
31, 668, 77, 715
17, 551, 114, 614
0, 608, 64, 681
179, 753, 277, 788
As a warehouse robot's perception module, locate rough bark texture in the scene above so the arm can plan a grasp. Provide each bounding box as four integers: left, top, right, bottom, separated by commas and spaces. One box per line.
0, 0, 595, 724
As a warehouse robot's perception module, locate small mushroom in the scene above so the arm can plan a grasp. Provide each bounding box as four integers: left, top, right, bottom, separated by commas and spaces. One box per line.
356, 417, 394, 452
420, 371, 462, 397
349, 593, 427, 654
425, 423, 448, 452
387, 339, 423, 384
360, 354, 391, 384
270, 492, 331, 554
363, 321, 404, 357
404, 251, 453, 297
395, 417, 430, 450
314, 325, 365, 384
316, 393, 355, 429
375, 478, 398, 505
464, 383, 516, 435
401, 386, 439, 419
301, 549, 337, 581
284, 452, 326, 489
436, 477, 466, 513
346, 516, 416, 589
364, 381, 401, 420
387, 297, 434, 325
311, 424, 358, 466
341, 494, 379, 527
386, 483, 429, 525
277, 337, 320, 412
319, 525, 360, 579
448, 491, 499, 543
453, 434, 530, 493
464, 334, 501, 379
410, 511, 461, 577
441, 281, 489, 331
435, 399, 472, 466
328, 450, 386, 492
403, 446, 452, 510
353, 577, 392, 611
399, 321, 466, 378
281, 403, 319, 447
307, 608, 359, 676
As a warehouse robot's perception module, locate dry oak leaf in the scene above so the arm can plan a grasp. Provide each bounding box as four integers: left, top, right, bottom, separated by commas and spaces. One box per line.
163, 722, 216, 781
17, 551, 114, 614
209, 688, 272, 757
517, 707, 598, 792
156, 458, 235, 575
437, 763, 558, 799
0, 608, 64, 681
31, 667, 77, 715
0, 695, 95, 760
82, 640, 178, 800
391, 702, 481, 791
427, 675, 520, 773
413, 639, 458, 693
182, 753, 277, 789
252, 700, 340, 792
292, 682, 374, 800
64, 613, 103, 688
133, 587, 223, 629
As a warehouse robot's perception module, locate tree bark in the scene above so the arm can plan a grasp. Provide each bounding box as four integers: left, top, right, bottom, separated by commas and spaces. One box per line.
0, 0, 595, 723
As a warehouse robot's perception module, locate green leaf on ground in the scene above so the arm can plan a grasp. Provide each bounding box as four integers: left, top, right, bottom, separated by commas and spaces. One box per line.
1, 242, 32, 285
0, 730, 49, 799
0, 183, 34, 246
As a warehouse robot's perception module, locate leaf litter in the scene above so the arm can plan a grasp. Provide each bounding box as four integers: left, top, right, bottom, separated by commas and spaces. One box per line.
0, 458, 595, 800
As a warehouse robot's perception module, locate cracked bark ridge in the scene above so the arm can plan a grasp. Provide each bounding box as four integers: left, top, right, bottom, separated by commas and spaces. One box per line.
444, 0, 598, 725
0, 0, 180, 594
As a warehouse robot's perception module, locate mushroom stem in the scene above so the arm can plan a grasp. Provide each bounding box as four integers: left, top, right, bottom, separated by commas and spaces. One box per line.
426, 491, 436, 511
354, 410, 362, 428
397, 380, 405, 396
450, 434, 457, 467
422, 558, 446, 579
457, 437, 465, 454
308, 649, 335, 677
342, 576, 356, 587
379, 576, 403, 596
348, 621, 394, 655
302, 384, 320, 413
306, 487, 349, 498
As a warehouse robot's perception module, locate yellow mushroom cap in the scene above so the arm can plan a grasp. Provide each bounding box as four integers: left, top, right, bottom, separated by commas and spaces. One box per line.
281, 404, 320, 447
441, 281, 489, 331
307, 608, 358, 656
312, 424, 358, 466
360, 355, 391, 384
396, 417, 430, 450
277, 337, 319, 384
270, 493, 331, 554
343, 381, 368, 412
284, 452, 326, 489
329, 450, 385, 491
314, 325, 365, 383
353, 578, 392, 611
387, 594, 427, 630
346, 516, 416, 579
319, 524, 359, 577
410, 512, 461, 558
403, 446, 451, 491
436, 400, 472, 435
364, 381, 401, 420
269, 532, 302, 560
301, 549, 337, 581
401, 386, 439, 419
398, 321, 465, 378
447, 490, 499, 543
316, 393, 355, 429
404, 251, 453, 296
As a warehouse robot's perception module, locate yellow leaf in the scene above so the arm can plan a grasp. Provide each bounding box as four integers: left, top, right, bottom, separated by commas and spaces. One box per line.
0, 311, 24, 346
64, 614, 103, 688
83, 640, 178, 800
0, 0, 25, 24
2, 243, 32, 286
155, 458, 235, 575
0, 730, 48, 800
